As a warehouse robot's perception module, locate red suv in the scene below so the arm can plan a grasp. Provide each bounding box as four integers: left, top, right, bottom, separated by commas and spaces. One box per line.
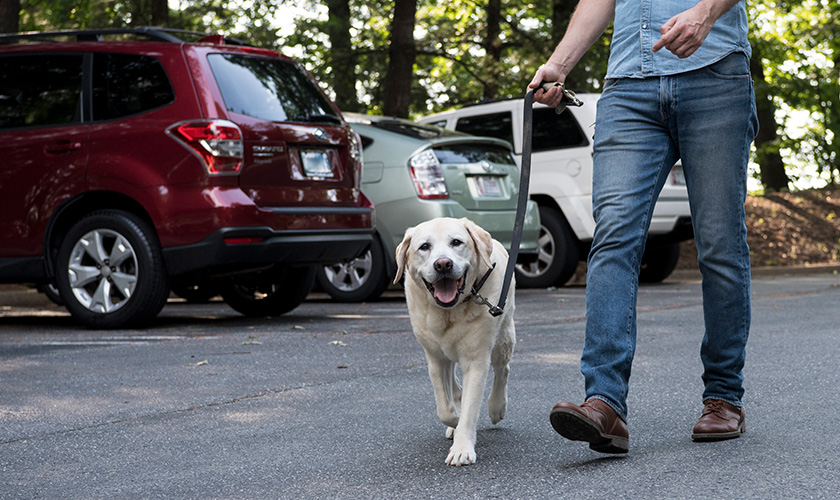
0, 28, 374, 328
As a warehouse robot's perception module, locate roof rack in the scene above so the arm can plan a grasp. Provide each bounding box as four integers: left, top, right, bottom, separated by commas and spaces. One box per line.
0, 26, 250, 46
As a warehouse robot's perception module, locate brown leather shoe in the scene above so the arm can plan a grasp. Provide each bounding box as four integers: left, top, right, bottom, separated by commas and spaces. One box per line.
692, 399, 746, 441
549, 398, 629, 454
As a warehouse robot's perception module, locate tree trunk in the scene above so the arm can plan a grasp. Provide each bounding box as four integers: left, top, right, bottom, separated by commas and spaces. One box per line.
326, 0, 359, 112
382, 0, 417, 118
0, 0, 21, 33
482, 0, 502, 100
129, 0, 169, 26
150, 0, 169, 26
749, 50, 790, 192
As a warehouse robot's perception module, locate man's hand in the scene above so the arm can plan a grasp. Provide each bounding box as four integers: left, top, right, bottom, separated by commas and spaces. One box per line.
528, 64, 568, 107
652, 2, 715, 58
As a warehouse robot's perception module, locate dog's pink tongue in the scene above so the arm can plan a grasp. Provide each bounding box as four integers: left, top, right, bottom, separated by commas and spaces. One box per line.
434, 278, 459, 303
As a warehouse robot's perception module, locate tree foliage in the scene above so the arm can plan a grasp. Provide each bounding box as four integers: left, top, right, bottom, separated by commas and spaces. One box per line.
7, 0, 838, 191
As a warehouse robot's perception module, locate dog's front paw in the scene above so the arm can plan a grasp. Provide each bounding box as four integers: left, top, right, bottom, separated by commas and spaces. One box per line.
445, 443, 476, 466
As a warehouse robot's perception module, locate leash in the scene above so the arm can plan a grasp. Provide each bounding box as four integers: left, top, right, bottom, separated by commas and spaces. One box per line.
478, 82, 582, 317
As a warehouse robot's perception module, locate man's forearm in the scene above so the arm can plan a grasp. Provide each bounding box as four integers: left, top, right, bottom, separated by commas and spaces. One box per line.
545, 0, 616, 77
698, 0, 743, 22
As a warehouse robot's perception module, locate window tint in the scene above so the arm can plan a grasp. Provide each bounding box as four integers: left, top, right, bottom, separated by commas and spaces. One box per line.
455, 112, 513, 144
532, 107, 589, 152
0, 54, 83, 129
208, 54, 340, 123
92, 53, 174, 120
368, 120, 461, 140
433, 145, 516, 165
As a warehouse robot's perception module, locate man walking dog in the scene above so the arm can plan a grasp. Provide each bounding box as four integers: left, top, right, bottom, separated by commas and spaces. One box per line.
530, 0, 757, 453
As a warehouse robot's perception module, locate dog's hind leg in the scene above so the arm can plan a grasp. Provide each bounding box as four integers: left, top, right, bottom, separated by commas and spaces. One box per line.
425, 354, 460, 429
488, 323, 515, 425
445, 366, 462, 439
451, 366, 462, 412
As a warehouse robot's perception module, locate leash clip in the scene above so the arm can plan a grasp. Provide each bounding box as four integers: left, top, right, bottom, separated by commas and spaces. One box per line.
463, 263, 505, 316
540, 81, 584, 114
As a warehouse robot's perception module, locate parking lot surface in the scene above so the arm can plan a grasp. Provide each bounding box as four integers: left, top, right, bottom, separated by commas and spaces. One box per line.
2, 270, 839, 499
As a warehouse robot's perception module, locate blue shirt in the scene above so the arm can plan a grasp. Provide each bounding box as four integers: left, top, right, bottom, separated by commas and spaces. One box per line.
606, 0, 752, 78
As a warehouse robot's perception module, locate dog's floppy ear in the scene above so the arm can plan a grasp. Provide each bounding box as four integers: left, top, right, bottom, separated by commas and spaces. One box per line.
462, 218, 494, 270
394, 227, 414, 284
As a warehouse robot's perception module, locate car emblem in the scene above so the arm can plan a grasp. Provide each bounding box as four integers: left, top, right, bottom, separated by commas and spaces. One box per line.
481, 161, 495, 173
313, 128, 329, 142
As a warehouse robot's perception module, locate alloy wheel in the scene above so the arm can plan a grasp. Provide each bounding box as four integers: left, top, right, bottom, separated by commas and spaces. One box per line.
66, 228, 139, 313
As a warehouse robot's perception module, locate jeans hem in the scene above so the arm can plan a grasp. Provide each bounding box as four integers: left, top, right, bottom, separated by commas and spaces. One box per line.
587, 395, 628, 422
702, 395, 743, 408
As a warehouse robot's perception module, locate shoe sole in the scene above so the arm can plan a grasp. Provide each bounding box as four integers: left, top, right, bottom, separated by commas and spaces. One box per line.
549, 407, 629, 454
691, 421, 746, 441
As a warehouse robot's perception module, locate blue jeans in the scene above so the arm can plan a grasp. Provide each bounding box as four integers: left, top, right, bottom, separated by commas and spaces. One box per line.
582, 53, 758, 421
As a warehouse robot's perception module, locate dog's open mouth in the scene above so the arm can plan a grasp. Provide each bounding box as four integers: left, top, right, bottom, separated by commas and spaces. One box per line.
423, 272, 467, 308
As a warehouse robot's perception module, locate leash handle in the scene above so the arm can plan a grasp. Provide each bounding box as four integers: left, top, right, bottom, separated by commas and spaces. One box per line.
491, 87, 537, 317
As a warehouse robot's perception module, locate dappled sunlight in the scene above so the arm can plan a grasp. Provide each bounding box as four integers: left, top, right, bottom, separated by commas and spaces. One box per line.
532, 352, 580, 366
220, 408, 278, 423
327, 313, 410, 320
0, 358, 41, 372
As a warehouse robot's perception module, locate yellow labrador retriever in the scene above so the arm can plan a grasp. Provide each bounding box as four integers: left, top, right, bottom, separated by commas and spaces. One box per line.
394, 217, 515, 466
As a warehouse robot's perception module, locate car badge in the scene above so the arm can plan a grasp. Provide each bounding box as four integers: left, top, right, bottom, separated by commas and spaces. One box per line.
313, 128, 329, 142
481, 161, 495, 173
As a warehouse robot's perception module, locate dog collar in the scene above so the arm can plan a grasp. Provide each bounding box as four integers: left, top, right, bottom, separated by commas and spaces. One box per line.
463, 263, 503, 316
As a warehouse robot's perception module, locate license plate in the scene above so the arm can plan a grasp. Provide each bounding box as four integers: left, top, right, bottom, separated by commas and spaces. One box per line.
670, 166, 686, 186
468, 176, 503, 197
301, 150, 333, 178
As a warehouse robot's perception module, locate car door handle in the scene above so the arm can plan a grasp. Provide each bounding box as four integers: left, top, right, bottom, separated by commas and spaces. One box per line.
45, 141, 83, 154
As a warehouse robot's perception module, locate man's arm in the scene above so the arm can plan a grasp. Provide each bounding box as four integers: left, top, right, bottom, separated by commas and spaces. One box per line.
652, 0, 742, 58
529, 0, 616, 107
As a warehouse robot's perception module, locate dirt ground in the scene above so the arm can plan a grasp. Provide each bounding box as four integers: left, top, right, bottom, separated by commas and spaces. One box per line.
678, 185, 840, 269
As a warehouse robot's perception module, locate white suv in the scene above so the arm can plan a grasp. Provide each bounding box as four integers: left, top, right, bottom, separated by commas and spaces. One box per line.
419, 94, 693, 287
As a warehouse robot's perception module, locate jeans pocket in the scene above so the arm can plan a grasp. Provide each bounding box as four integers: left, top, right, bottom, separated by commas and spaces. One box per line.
705, 52, 751, 80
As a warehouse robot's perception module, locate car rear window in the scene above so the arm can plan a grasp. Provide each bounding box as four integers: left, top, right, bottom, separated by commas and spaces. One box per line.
455, 108, 589, 152
92, 53, 175, 121
455, 111, 514, 144
208, 54, 341, 124
366, 120, 461, 140
531, 107, 589, 151
433, 144, 516, 165
0, 54, 83, 129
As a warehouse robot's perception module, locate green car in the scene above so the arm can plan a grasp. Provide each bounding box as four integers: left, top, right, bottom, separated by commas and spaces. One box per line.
315, 114, 540, 302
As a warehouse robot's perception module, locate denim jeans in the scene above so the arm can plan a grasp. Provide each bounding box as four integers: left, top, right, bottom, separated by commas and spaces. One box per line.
582, 52, 758, 421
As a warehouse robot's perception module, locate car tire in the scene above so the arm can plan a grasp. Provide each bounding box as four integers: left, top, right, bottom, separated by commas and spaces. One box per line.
316, 236, 389, 302
515, 206, 580, 288
55, 210, 170, 329
639, 242, 681, 283
220, 265, 316, 317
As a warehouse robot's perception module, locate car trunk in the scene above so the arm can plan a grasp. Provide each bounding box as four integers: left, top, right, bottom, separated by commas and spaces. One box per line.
205, 51, 361, 208
432, 139, 521, 211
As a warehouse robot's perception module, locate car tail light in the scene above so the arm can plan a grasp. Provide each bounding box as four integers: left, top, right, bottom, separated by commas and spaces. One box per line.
408, 150, 448, 199
167, 120, 244, 175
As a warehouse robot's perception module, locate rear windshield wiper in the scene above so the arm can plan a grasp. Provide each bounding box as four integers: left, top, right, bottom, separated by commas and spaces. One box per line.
305, 113, 343, 125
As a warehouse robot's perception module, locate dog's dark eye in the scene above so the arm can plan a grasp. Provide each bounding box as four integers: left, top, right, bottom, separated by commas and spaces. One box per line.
419, 242, 431, 251
451, 239, 463, 247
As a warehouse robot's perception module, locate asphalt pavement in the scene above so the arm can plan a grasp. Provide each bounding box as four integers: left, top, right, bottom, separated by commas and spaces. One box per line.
1, 268, 839, 499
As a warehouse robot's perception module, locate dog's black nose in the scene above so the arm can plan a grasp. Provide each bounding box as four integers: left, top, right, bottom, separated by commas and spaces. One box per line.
434, 258, 453, 273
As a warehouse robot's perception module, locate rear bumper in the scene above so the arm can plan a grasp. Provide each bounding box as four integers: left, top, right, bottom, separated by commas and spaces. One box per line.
163, 226, 374, 277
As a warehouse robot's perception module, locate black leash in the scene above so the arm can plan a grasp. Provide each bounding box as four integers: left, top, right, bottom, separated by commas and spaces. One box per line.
480, 82, 582, 317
